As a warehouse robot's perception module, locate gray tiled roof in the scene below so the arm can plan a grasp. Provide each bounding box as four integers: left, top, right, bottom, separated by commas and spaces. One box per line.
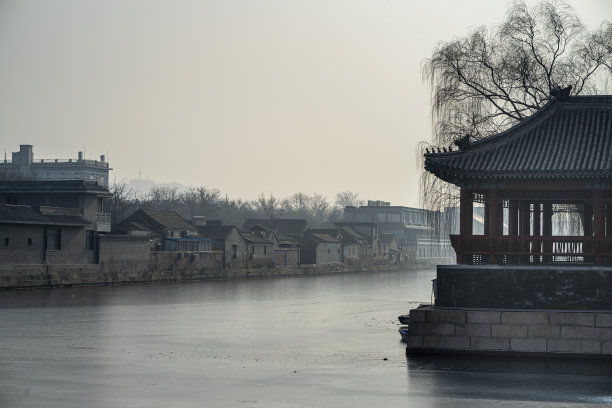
307, 233, 341, 243
0, 204, 90, 226
197, 225, 238, 240
242, 219, 308, 237
141, 210, 194, 230
0, 180, 111, 196
424, 95, 612, 184
241, 233, 271, 244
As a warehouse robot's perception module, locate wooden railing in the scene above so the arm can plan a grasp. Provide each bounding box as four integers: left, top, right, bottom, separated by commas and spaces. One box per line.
450, 235, 612, 266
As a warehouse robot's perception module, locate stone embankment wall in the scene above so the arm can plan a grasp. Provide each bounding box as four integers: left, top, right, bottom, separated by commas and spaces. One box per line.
405, 305, 612, 357
0, 258, 410, 290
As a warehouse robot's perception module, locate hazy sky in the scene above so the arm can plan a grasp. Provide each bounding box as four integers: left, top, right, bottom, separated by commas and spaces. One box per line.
1, 0, 610, 206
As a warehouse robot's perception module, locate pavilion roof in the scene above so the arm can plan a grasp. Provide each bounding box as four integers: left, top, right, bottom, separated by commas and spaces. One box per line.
424, 95, 612, 185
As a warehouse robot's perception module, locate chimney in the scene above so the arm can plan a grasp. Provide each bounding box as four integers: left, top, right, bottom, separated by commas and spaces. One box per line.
78, 151, 83, 161
100, 155, 105, 162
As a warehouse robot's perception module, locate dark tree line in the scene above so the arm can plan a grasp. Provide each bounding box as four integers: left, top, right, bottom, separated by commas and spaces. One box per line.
108, 181, 364, 230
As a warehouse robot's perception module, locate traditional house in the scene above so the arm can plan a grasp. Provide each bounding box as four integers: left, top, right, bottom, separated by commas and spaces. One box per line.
115, 209, 197, 249
342, 203, 453, 264
0, 180, 112, 264
271, 231, 300, 266
164, 236, 213, 252
300, 233, 342, 264
242, 218, 308, 239
336, 225, 369, 263
380, 233, 400, 264
242, 225, 275, 267
335, 221, 378, 259
197, 221, 246, 268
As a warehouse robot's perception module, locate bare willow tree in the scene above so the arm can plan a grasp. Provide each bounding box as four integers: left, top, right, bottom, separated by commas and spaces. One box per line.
420, 0, 612, 215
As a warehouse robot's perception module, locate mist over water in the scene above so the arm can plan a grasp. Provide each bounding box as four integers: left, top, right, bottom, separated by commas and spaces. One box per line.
1, 269, 610, 407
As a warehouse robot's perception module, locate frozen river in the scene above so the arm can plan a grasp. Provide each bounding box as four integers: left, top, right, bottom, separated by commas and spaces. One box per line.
1, 268, 611, 407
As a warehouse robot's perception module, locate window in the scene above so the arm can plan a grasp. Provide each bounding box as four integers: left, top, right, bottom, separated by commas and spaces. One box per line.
264, 246, 267, 255
4, 237, 9, 246
45, 229, 61, 250
27, 238, 32, 247
86, 230, 96, 250
232, 244, 238, 259
6, 196, 17, 205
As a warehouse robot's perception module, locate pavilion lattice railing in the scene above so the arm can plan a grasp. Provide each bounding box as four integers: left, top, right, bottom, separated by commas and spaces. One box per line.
450, 235, 612, 266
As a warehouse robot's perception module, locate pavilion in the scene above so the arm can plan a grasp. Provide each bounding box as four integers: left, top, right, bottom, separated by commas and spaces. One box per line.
425, 93, 612, 266
404, 93, 612, 357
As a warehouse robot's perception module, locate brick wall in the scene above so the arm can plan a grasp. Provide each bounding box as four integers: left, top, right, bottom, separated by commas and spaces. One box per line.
99, 235, 151, 262
0, 224, 45, 264
273, 249, 299, 266
45, 227, 93, 264
0, 262, 410, 289
406, 306, 612, 356
436, 265, 612, 310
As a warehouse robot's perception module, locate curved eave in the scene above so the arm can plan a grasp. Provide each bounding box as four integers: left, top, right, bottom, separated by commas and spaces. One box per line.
426, 167, 612, 186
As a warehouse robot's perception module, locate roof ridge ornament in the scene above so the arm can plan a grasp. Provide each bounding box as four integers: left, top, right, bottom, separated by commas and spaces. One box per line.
454, 134, 471, 151
550, 85, 572, 100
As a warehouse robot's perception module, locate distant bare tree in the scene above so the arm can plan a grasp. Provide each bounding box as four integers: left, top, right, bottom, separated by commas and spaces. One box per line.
146, 186, 179, 211
255, 193, 279, 219
327, 191, 365, 224
334, 191, 364, 208
420, 0, 612, 213
180, 186, 222, 219
108, 179, 140, 227
280, 193, 311, 218
307, 194, 331, 227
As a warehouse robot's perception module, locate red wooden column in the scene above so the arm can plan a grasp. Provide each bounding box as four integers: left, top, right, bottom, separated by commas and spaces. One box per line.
508, 201, 518, 235
583, 202, 593, 263
532, 203, 541, 263
593, 190, 604, 265
533, 203, 541, 236
594, 190, 604, 236
458, 189, 473, 264
519, 202, 530, 236
543, 202, 553, 263
459, 189, 473, 236
519, 201, 531, 263
487, 190, 502, 264
584, 203, 593, 236
606, 202, 612, 236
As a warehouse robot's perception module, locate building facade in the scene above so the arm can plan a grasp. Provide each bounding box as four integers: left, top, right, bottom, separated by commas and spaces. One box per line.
0, 180, 112, 264
0, 145, 111, 187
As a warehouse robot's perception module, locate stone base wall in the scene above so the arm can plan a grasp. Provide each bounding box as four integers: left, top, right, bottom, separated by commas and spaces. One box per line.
0, 262, 410, 290
405, 305, 612, 357
436, 265, 612, 310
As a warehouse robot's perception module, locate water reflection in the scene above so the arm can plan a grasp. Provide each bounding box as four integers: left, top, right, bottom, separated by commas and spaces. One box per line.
406, 354, 612, 405
407, 354, 612, 377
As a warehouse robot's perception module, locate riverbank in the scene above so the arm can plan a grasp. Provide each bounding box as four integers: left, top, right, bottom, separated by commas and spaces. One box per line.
0, 260, 422, 290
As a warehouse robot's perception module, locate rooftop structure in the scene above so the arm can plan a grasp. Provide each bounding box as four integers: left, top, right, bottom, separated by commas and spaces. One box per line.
0, 145, 111, 187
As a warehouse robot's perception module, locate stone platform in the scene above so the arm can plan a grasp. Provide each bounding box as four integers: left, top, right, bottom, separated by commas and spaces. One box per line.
405, 305, 612, 357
